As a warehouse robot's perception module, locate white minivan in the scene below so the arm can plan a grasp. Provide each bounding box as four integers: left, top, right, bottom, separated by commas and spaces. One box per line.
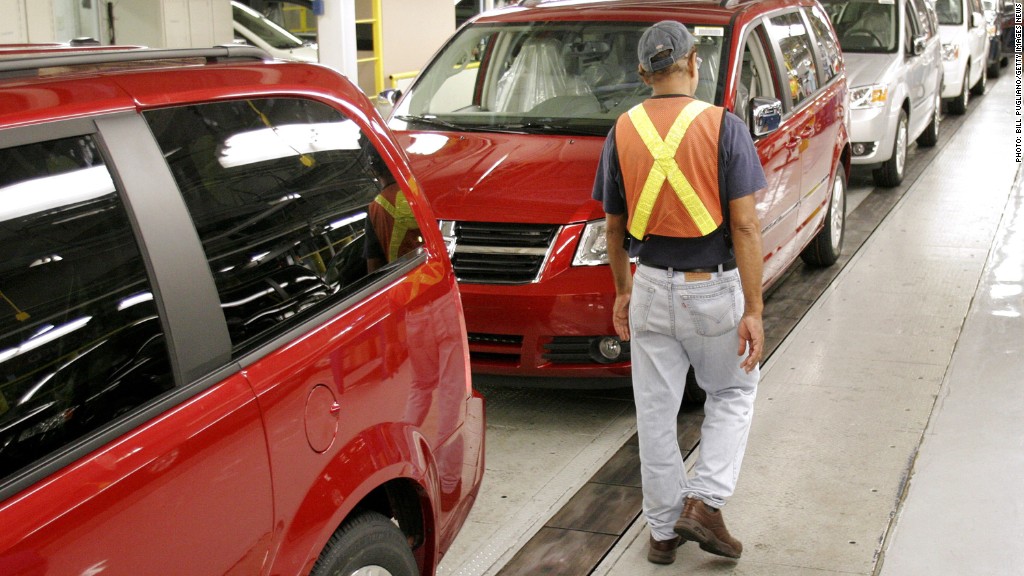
232, 1, 319, 63
935, 0, 989, 113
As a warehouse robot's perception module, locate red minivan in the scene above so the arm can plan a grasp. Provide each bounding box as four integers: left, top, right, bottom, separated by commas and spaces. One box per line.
0, 46, 483, 575
385, 0, 851, 381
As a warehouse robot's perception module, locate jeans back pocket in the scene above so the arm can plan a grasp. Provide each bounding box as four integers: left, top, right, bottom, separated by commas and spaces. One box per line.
679, 280, 741, 337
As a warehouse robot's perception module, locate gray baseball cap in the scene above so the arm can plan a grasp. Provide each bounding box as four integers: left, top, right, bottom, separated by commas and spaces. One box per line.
638, 20, 696, 73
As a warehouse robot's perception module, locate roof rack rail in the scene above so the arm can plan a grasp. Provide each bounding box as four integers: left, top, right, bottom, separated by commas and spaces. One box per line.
0, 45, 272, 76
720, 0, 758, 8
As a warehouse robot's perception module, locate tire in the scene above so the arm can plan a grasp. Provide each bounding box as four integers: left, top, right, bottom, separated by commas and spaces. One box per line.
988, 43, 1001, 77
800, 167, 846, 267
947, 67, 969, 115
311, 511, 418, 576
970, 60, 987, 96
916, 90, 940, 148
873, 109, 907, 187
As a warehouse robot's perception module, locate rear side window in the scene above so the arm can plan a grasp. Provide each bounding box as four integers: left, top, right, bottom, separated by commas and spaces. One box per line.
145, 98, 424, 355
0, 135, 173, 483
767, 11, 820, 107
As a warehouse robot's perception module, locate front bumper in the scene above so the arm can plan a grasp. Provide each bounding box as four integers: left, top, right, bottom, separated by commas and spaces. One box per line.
941, 59, 967, 98
460, 262, 631, 379
849, 105, 894, 165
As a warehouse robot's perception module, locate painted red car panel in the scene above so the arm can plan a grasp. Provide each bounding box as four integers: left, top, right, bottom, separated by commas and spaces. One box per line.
389, 0, 850, 379
0, 48, 483, 576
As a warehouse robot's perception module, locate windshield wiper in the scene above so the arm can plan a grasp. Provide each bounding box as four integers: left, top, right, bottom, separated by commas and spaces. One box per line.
491, 121, 609, 137
395, 113, 468, 130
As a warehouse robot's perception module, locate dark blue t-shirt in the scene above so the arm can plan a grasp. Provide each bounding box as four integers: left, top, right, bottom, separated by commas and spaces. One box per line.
592, 95, 767, 269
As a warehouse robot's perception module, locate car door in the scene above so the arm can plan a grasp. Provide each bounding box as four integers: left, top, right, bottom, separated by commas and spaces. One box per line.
905, 0, 941, 137
967, 0, 989, 75
0, 116, 274, 576
764, 10, 830, 279
733, 19, 802, 285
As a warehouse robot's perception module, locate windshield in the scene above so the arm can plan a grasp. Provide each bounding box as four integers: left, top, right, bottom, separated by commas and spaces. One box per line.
933, 0, 964, 24
233, 3, 305, 50
821, 0, 899, 53
390, 21, 728, 136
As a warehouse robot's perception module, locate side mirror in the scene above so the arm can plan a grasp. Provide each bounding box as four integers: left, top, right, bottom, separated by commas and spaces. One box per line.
971, 11, 985, 27
750, 97, 783, 137
374, 89, 402, 119
912, 35, 927, 56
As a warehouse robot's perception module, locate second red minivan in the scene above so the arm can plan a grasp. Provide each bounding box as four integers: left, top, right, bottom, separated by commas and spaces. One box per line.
385, 0, 851, 381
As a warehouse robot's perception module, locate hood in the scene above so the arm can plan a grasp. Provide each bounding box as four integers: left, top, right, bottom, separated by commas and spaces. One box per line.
842, 53, 903, 88
394, 131, 607, 224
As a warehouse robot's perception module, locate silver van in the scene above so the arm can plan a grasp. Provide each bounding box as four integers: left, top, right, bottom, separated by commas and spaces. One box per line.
821, 0, 943, 187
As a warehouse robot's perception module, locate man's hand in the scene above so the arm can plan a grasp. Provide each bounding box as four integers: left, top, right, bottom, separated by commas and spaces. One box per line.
605, 212, 633, 342
613, 292, 631, 341
737, 313, 763, 373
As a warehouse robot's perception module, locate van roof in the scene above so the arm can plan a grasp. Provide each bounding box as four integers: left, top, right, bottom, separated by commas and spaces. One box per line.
473, 0, 814, 27
0, 46, 370, 132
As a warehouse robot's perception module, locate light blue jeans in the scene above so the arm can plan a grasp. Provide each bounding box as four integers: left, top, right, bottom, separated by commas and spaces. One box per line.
630, 263, 759, 541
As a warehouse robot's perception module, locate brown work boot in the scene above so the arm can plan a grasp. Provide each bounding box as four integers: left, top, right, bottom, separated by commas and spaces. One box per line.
674, 497, 743, 559
647, 534, 683, 564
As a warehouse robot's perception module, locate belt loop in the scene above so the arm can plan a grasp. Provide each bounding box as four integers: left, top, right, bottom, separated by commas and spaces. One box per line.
717, 263, 724, 274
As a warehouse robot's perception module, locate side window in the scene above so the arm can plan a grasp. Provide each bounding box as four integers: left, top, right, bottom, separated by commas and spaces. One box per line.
910, 0, 936, 36
806, 6, 842, 81
767, 11, 820, 108
735, 24, 781, 131
904, 0, 921, 52
145, 98, 424, 355
0, 135, 173, 483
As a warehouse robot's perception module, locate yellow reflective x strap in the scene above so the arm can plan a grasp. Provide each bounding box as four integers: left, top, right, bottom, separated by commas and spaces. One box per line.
374, 190, 415, 262
627, 101, 716, 238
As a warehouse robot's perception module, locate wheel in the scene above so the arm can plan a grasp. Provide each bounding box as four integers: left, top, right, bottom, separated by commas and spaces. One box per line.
947, 66, 969, 115
971, 60, 987, 95
917, 90, 940, 147
800, 167, 846, 267
311, 511, 418, 576
873, 109, 907, 187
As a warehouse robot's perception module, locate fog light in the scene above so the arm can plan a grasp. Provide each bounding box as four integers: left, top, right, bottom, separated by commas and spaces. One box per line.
597, 337, 622, 360
852, 142, 876, 157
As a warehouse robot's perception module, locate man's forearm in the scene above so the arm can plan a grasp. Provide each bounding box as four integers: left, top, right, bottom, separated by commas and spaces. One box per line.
605, 213, 632, 295
729, 196, 764, 315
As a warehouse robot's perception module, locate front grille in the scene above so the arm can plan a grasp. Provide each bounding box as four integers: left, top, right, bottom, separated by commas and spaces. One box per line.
449, 222, 559, 284
467, 332, 523, 366
467, 333, 523, 346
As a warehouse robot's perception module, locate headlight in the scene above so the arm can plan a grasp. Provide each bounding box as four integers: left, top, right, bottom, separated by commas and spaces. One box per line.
941, 42, 960, 62
573, 219, 608, 266
849, 84, 889, 109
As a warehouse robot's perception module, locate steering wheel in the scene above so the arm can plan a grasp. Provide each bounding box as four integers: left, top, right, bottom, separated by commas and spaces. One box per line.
844, 30, 884, 48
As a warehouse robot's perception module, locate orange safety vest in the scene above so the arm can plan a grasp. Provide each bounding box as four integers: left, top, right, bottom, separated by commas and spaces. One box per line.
615, 98, 725, 239
369, 184, 421, 262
